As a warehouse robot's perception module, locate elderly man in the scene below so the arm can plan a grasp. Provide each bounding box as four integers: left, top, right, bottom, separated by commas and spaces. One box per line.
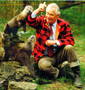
26, 2, 82, 88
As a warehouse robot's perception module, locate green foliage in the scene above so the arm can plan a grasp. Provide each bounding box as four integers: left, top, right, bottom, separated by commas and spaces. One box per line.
0, 87, 4, 90
0, 1, 23, 19
72, 25, 85, 56
61, 4, 85, 25
80, 62, 85, 83
18, 26, 35, 41
0, 18, 8, 24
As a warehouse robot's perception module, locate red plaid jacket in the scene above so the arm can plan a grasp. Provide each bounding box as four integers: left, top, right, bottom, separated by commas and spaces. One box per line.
26, 15, 74, 61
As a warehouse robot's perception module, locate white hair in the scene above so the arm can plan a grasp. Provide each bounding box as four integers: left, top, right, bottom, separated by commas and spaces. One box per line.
46, 3, 61, 15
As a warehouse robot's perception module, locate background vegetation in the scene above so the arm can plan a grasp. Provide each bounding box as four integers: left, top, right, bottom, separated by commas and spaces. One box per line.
0, 0, 85, 90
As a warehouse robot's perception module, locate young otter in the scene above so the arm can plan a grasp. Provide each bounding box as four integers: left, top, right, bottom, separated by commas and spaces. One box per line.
14, 35, 36, 78
3, 5, 33, 61
4, 5, 33, 35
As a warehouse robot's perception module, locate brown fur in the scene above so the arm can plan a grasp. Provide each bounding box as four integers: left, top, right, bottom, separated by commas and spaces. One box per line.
3, 35, 36, 77
14, 35, 36, 78
0, 32, 5, 61
4, 5, 33, 34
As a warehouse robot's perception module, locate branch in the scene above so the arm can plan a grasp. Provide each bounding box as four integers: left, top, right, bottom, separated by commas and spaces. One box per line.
60, 2, 85, 9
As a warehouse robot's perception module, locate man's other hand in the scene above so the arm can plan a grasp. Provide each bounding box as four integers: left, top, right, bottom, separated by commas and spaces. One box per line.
45, 40, 60, 46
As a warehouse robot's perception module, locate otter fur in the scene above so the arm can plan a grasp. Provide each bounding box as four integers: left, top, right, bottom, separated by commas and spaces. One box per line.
0, 32, 5, 61
14, 35, 36, 78
4, 5, 33, 35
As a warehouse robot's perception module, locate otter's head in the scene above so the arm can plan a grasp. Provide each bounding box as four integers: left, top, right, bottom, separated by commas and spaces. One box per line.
16, 35, 36, 52
26, 35, 36, 51
22, 5, 33, 15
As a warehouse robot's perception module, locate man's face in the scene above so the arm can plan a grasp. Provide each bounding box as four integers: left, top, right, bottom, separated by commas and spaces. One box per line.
46, 9, 58, 24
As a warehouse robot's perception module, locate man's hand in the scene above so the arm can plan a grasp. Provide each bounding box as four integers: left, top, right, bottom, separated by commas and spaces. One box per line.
38, 2, 46, 12
31, 2, 46, 16
45, 40, 60, 46
45, 40, 55, 46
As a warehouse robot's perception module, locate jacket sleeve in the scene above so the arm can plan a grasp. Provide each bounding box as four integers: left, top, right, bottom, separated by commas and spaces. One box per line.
58, 23, 75, 46
26, 14, 42, 29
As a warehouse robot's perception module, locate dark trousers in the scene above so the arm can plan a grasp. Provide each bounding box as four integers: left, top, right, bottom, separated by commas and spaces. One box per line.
38, 45, 80, 76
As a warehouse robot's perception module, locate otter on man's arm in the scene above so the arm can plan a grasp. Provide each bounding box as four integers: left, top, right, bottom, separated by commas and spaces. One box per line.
4, 5, 33, 35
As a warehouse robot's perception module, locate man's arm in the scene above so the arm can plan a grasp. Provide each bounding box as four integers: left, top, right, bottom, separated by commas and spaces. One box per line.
26, 2, 46, 28
32, 2, 46, 16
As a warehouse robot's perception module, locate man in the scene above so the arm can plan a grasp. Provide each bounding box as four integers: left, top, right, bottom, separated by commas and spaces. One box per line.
26, 2, 82, 88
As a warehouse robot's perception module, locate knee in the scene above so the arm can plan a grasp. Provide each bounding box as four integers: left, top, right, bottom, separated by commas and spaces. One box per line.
38, 58, 52, 71
64, 45, 73, 51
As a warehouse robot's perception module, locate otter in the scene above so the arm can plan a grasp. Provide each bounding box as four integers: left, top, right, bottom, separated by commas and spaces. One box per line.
3, 5, 33, 61
4, 5, 33, 35
14, 35, 36, 78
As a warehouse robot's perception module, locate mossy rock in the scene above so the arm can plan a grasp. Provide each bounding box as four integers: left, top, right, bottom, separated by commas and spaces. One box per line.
8, 81, 38, 90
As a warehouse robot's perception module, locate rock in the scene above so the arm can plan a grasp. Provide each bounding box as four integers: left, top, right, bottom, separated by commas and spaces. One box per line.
0, 61, 37, 89
0, 61, 34, 82
15, 66, 33, 81
0, 61, 20, 82
8, 81, 38, 90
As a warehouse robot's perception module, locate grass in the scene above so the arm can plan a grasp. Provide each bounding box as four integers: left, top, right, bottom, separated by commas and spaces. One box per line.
67, 24, 85, 57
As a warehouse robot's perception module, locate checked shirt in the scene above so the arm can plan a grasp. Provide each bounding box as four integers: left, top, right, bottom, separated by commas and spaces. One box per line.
26, 15, 74, 61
